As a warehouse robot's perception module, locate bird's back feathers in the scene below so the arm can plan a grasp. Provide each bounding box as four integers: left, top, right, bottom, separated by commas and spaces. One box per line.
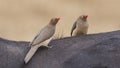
30, 25, 55, 46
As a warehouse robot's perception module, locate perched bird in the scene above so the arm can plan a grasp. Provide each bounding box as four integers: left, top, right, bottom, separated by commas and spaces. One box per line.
71, 15, 89, 36
24, 18, 60, 64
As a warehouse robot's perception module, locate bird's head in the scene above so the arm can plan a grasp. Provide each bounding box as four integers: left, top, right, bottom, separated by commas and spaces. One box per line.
79, 15, 88, 21
50, 18, 60, 26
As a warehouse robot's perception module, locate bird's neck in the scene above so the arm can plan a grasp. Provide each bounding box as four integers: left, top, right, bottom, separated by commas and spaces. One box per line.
82, 19, 87, 22
48, 23, 56, 27
77, 19, 87, 23
49, 23, 56, 26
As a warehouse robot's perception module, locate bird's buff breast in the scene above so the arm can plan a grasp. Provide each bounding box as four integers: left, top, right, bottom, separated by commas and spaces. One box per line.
74, 22, 88, 35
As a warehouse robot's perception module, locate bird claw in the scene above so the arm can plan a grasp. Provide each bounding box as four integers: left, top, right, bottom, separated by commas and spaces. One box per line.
40, 45, 52, 48
45, 46, 52, 48
48, 46, 53, 48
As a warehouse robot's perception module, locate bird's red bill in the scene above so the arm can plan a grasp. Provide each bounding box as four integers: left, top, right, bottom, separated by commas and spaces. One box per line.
83, 15, 88, 19
55, 18, 60, 21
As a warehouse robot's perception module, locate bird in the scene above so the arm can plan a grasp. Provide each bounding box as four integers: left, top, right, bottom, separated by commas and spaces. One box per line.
71, 15, 89, 36
24, 17, 60, 64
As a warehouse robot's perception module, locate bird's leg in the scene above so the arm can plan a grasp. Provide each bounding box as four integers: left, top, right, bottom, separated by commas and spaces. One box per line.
47, 38, 54, 48
41, 38, 53, 48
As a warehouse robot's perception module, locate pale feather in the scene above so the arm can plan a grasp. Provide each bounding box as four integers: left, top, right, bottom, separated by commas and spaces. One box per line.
24, 46, 39, 64
72, 18, 89, 36
24, 25, 55, 63
30, 25, 55, 47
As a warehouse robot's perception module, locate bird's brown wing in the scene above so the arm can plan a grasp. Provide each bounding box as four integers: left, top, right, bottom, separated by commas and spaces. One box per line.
30, 26, 55, 46
29, 31, 42, 46
71, 21, 77, 36
29, 26, 47, 46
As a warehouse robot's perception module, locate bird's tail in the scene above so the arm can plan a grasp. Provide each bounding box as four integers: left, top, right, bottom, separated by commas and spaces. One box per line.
24, 46, 39, 64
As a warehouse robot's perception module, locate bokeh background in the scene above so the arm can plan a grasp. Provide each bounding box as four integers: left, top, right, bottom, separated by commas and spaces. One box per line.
0, 0, 120, 41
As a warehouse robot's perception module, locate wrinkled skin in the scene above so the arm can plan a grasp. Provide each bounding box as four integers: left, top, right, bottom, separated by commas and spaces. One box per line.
0, 30, 120, 68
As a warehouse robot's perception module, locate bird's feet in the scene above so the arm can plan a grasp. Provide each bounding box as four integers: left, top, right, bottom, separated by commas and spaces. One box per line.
41, 45, 52, 48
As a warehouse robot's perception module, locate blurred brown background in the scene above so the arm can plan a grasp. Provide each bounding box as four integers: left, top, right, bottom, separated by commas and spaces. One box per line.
0, 0, 120, 41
